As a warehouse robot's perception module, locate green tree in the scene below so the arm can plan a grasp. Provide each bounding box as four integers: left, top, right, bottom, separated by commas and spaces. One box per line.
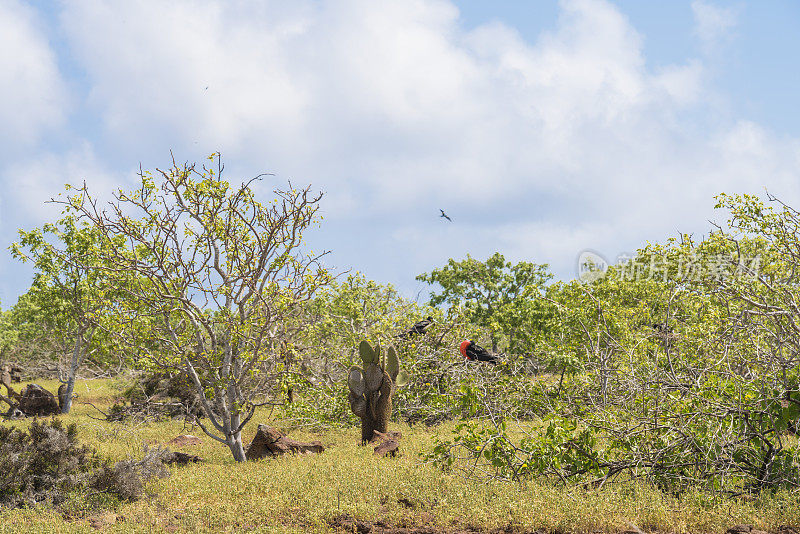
10, 216, 122, 413
302, 273, 424, 362
416, 252, 552, 354
0, 304, 16, 360
428, 194, 800, 493
62, 154, 331, 462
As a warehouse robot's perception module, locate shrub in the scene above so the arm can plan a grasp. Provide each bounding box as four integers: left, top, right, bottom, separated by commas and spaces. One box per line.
89, 445, 171, 501
0, 419, 170, 509
0, 419, 99, 508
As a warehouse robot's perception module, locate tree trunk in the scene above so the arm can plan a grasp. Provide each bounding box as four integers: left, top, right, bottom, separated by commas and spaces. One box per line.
557, 365, 566, 398
227, 431, 247, 462
60, 378, 75, 413
359, 374, 393, 443
361, 412, 382, 443
224, 368, 248, 462
61, 335, 84, 414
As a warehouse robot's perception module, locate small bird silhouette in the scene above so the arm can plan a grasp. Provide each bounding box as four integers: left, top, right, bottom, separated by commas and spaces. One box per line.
439, 209, 452, 222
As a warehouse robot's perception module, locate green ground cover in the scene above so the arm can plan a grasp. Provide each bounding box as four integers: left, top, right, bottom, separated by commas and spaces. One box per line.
1, 378, 798, 533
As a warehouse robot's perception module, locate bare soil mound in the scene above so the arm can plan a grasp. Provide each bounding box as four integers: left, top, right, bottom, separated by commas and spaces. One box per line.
330, 515, 543, 534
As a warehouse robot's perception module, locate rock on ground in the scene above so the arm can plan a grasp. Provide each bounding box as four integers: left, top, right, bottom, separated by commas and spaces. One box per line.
244, 424, 324, 460
372, 430, 402, 457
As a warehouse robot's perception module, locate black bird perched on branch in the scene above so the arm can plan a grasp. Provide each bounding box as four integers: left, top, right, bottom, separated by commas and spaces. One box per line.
652, 323, 673, 334
439, 209, 452, 222
459, 340, 498, 364
396, 316, 434, 339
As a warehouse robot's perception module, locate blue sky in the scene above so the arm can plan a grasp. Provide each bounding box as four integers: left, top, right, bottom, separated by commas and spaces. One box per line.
1, 0, 799, 306
459, 1, 800, 135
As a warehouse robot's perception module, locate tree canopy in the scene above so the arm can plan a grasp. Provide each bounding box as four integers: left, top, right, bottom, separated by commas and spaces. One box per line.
58, 154, 331, 461
416, 252, 552, 354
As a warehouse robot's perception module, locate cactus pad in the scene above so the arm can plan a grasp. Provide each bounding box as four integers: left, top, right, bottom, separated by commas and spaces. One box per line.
359, 340, 377, 365
364, 363, 384, 392
349, 390, 367, 418
348, 367, 365, 396
386, 346, 399, 382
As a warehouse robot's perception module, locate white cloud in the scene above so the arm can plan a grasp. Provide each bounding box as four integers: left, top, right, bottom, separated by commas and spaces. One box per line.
59, 0, 711, 203
0, 0, 67, 152
2, 0, 795, 297
0, 141, 129, 304
60, 1, 316, 157
692, 0, 739, 54
1, 142, 128, 227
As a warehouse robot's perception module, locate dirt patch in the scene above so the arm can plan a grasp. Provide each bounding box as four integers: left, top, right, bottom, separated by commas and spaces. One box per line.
86, 512, 119, 530
330, 515, 543, 534
330, 517, 800, 534
167, 434, 203, 447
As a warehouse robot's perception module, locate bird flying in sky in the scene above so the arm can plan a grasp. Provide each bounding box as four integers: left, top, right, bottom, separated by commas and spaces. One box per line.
439, 209, 452, 222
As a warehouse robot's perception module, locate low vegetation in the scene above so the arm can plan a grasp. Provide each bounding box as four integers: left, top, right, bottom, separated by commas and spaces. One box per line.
1, 156, 799, 532
0, 415, 169, 513
0, 378, 798, 533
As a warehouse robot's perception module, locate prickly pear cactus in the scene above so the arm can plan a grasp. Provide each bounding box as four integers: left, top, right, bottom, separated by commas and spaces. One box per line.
348, 340, 409, 443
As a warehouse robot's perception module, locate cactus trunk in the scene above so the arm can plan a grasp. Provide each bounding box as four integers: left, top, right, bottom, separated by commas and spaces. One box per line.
348, 341, 408, 444
359, 370, 393, 442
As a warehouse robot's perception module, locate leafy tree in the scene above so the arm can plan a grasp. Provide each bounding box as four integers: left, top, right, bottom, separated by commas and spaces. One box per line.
288, 273, 503, 429
286, 273, 442, 427
1, 291, 69, 366
707, 193, 800, 379
0, 305, 16, 360
301, 273, 424, 363
62, 154, 331, 462
416, 252, 552, 354
431, 194, 800, 493
10, 216, 122, 413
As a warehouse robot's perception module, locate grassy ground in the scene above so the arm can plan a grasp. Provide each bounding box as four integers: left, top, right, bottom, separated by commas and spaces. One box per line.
1, 378, 798, 533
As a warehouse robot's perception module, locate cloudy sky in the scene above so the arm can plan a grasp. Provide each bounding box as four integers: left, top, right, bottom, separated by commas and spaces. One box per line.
1, 0, 799, 305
